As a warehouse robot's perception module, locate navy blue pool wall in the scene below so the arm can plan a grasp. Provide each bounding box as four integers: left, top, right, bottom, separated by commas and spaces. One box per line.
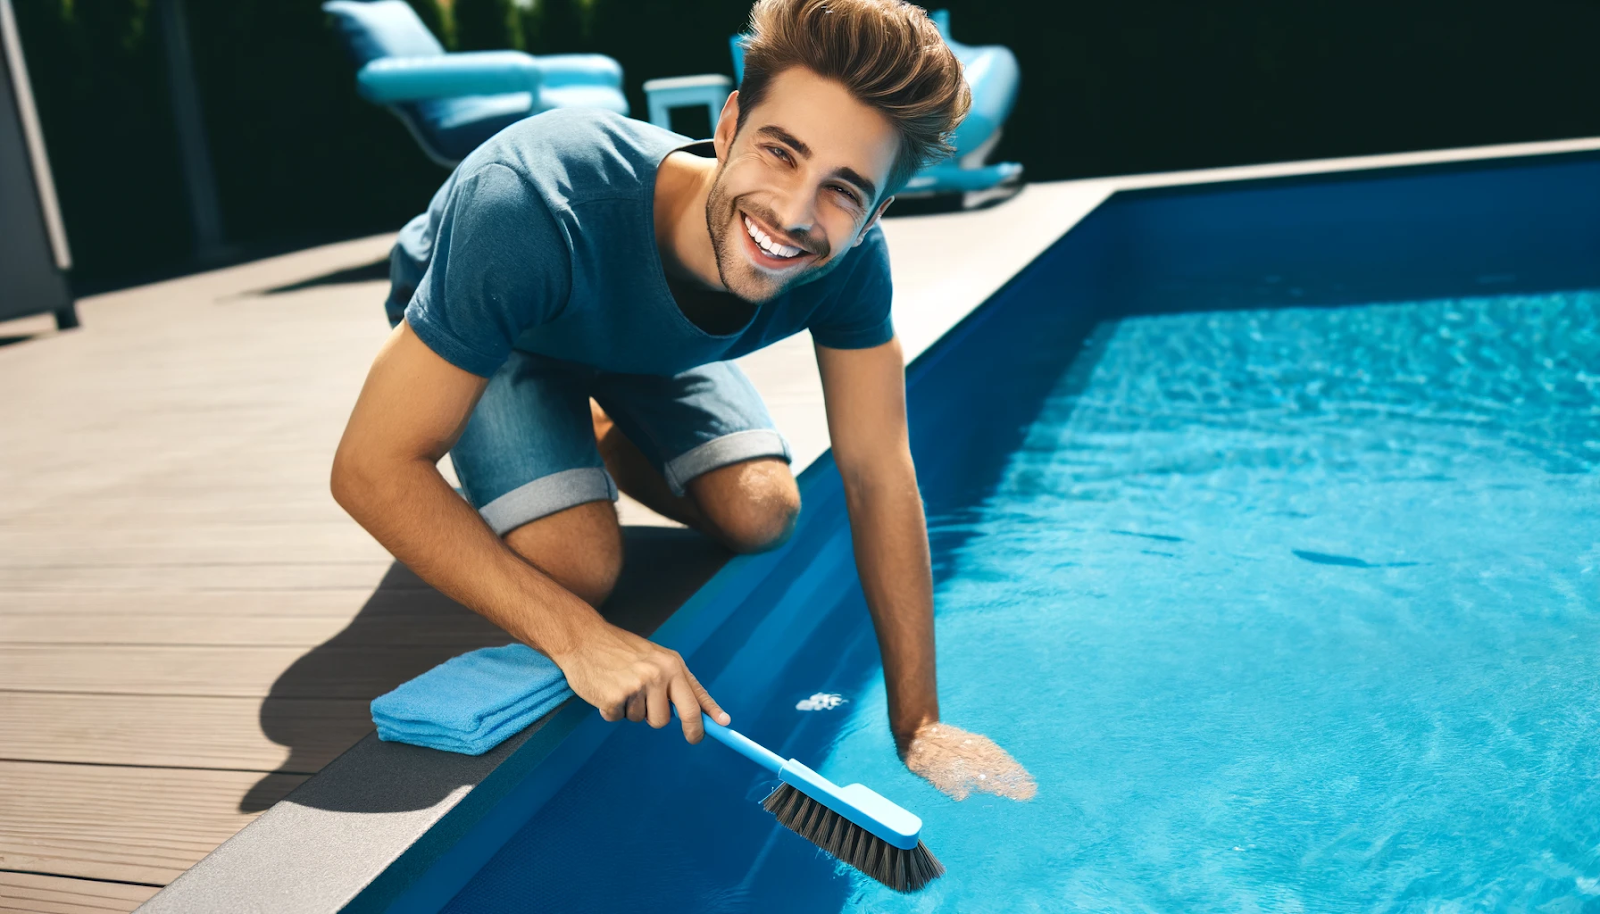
346, 151, 1600, 913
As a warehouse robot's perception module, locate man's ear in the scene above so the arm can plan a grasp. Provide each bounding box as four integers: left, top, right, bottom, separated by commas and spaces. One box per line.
853, 196, 894, 247
712, 90, 741, 161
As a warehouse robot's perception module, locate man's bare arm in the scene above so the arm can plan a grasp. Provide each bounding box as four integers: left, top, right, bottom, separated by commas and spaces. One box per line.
816, 336, 1037, 801
331, 321, 598, 657
815, 336, 939, 746
331, 321, 728, 741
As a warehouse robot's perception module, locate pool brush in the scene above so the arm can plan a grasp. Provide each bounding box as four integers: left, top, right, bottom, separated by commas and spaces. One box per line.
677, 708, 945, 892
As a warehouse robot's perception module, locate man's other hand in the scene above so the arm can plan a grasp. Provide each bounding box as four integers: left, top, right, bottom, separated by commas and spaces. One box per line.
899, 722, 1037, 801
551, 621, 731, 744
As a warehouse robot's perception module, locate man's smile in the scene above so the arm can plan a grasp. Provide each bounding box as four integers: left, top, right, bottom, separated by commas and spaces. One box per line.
739, 211, 819, 271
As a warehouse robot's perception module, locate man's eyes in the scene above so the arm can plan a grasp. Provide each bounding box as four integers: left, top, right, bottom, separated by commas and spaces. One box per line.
762, 146, 860, 206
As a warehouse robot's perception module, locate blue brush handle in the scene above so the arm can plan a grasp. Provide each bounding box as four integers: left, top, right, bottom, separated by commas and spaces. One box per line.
673, 707, 784, 774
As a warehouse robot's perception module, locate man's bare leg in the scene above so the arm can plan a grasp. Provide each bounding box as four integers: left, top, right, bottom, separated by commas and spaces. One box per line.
590, 399, 706, 529
501, 500, 624, 608
591, 400, 799, 554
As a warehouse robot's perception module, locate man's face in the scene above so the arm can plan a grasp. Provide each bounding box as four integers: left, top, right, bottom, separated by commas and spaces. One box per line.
705, 66, 899, 303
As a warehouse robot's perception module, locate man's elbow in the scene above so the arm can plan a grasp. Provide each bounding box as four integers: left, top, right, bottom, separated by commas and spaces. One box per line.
835, 444, 917, 496
330, 443, 380, 517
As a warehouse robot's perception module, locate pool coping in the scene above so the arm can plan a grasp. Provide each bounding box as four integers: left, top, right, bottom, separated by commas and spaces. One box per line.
136, 132, 1600, 914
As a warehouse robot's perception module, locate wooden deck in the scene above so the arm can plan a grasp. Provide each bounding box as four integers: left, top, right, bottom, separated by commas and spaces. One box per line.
0, 235, 416, 911
0, 231, 617, 911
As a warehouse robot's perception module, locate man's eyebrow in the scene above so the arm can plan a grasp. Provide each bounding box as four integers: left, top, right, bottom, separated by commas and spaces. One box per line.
755, 125, 878, 202
832, 167, 877, 203
756, 125, 811, 159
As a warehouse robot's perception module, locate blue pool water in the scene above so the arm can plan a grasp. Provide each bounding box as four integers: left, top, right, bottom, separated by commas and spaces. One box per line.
820, 289, 1600, 911
437, 287, 1600, 912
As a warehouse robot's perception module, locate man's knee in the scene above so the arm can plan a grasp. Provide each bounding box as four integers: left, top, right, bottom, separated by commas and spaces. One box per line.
691, 460, 801, 554
502, 500, 624, 607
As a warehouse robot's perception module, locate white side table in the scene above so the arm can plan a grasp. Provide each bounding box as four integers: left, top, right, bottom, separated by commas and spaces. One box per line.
642, 73, 733, 134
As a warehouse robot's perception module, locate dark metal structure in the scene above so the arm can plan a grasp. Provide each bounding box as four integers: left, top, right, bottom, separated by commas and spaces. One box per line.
0, 0, 75, 329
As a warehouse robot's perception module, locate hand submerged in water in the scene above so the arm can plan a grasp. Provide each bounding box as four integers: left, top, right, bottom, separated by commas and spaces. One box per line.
897, 722, 1037, 801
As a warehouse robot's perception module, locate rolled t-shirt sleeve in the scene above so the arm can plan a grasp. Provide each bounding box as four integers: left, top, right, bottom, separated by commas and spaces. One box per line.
807, 225, 895, 350
404, 163, 571, 377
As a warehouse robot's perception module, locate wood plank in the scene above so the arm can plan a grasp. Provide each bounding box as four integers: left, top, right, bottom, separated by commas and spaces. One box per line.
0, 530, 391, 568
0, 573, 501, 623
0, 646, 302, 697
0, 461, 448, 532
0, 478, 354, 511
0, 641, 511, 699
0, 761, 305, 885
0, 872, 157, 914
0, 614, 354, 647
0, 694, 371, 772
0, 313, 61, 337
0, 472, 351, 520
0, 607, 509, 647
0, 561, 391, 593
0, 488, 343, 519
0, 503, 354, 531
0, 589, 394, 617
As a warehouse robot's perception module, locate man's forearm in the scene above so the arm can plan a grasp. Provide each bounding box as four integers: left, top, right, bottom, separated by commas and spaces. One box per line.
841, 450, 939, 744
332, 455, 603, 658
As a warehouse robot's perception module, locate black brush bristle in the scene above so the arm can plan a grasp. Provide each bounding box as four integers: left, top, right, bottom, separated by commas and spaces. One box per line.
760, 782, 945, 893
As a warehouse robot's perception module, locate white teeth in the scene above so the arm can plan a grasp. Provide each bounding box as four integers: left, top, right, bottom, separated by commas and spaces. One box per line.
743, 215, 802, 259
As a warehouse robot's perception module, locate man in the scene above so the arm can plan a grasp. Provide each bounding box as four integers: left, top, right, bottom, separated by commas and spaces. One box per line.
333, 0, 1034, 801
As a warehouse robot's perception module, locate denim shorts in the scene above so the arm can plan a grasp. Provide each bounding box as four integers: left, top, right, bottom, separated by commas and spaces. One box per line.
450, 349, 792, 535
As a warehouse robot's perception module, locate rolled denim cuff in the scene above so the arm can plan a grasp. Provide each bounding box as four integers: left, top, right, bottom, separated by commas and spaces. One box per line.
661, 429, 792, 497
477, 467, 618, 535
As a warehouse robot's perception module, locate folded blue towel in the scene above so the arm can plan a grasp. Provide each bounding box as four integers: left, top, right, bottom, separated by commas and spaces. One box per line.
375, 683, 569, 754
370, 643, 574, 755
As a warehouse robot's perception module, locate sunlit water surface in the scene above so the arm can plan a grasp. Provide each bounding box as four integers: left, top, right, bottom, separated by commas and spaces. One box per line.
819, 290, 1600, 912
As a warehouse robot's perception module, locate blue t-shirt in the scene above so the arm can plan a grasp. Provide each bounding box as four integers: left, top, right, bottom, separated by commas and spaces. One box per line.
387, 108, 895, 378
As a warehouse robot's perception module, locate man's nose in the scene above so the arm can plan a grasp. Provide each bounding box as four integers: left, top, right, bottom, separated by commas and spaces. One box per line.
769, 186, 817, 240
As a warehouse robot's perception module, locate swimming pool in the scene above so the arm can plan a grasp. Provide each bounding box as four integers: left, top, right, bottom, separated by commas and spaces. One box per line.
352, 152, 1600, 912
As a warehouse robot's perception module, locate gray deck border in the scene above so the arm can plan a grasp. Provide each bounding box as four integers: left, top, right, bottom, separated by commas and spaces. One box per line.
137, 133, 1600, 913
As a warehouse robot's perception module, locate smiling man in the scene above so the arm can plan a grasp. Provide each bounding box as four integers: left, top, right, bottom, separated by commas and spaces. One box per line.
333, 0, 1035, 802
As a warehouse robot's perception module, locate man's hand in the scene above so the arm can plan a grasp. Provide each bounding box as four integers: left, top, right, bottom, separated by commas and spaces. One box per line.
898, 721, 1037, 801
550, 618, 731, 744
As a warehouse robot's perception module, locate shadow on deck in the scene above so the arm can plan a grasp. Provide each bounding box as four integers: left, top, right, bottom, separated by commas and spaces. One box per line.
241, 524, 730, 813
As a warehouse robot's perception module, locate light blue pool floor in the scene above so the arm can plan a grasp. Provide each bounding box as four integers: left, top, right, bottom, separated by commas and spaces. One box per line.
820, 289, 1600, 912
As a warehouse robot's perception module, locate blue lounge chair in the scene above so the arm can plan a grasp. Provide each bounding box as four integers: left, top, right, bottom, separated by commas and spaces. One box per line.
323, 0, 629, 167
641, 9, 1021, 200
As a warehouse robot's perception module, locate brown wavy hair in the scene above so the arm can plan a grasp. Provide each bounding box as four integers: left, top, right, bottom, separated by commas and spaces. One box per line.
736, 0, 972, 196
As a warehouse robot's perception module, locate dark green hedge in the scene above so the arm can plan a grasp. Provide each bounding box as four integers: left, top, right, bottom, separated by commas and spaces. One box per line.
13, 0, 1600, 288
14, 0, 192, 281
